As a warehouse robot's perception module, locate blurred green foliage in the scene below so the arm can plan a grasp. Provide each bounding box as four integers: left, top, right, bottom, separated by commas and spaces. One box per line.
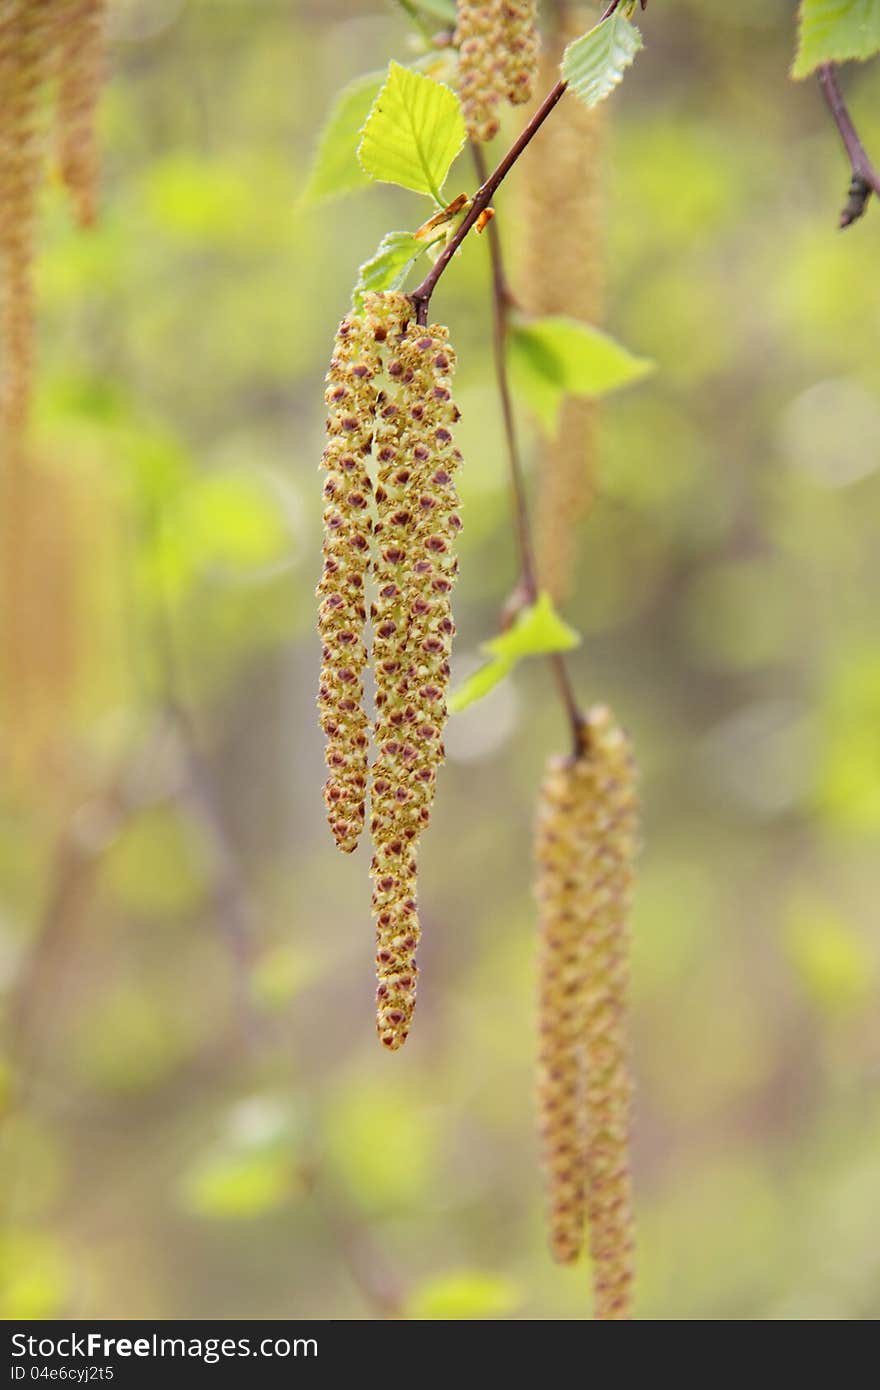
1, 0, 879, 1322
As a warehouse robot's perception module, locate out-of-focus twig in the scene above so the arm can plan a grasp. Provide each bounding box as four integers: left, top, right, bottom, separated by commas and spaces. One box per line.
303, 1161, 407, 1319
6, 728, 171, 1067
471, 142, 586, 754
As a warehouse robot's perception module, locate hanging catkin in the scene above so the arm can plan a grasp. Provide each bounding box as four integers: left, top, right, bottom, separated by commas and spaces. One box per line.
455, 1, 508, 144
54, 0, 107, 228
367, 293, 462, 1050
317, 310, 384, 854
316, 294, 463, 1050
521, 3, 605, 601
0, 0, 55, 446
0, 0, 109, 448
535, 705, 638, 1319
502, 2, 540, 106
455, 1, 540, 143
0, 1, 57, 763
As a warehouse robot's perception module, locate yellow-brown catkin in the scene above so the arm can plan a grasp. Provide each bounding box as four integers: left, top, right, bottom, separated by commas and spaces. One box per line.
317, 309, 386, 854
535, 704, 638, 1318
521, 4, 605, 601
455, 1, 508, 143
0, 2, 57, 763
54, 0, 106, 228
455, 1, 541, 141
367, 293, 462, 1051
0, 0, 56, 446
501, 2, 540, 106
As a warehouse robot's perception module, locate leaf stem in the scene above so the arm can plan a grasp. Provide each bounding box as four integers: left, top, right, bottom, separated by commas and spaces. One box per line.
470, 143, 585, 753
817, 62, 880, 228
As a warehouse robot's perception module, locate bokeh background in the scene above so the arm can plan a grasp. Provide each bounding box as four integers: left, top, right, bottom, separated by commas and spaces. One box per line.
2, 0, 880, 1321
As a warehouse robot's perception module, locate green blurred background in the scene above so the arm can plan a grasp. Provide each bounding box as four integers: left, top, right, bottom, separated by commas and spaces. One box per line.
2, 0, 879, 1321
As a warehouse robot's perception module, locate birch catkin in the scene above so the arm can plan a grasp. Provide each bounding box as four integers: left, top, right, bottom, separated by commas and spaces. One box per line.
455, 1, 508, 143
0, 0, 54, 445
55, 0, 107, 228
0, 0, 109, 450
0, 2, 57, 758
317, 310, 384, 854
521, 3, 605, 601
536, 747, 589, 1266
502, 2, 540, 107
368, 295, 462, 1050
316, 292, 462, 1049
455, 1, 540, 143
535, 705, 638, 1319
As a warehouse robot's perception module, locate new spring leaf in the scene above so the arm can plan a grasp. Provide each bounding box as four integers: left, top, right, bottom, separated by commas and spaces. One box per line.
358, 62, 466, 202
562, 12, 643, 109
301, 71, 386, 205
450, 594, 581, 713
509, 316, 655, 435
352, 231, 426, 309
792, 0, 880, 79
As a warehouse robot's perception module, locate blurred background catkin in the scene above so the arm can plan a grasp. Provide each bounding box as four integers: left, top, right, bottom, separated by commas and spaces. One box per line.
0, 0, 879, 1322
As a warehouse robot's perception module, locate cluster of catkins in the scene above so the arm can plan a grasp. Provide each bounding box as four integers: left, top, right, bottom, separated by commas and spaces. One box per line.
455, 1, 541, 143
522, 2, 605, 601
318, 292, 462, 1051
535, 705, 638, 1319
0, 0, 107, 445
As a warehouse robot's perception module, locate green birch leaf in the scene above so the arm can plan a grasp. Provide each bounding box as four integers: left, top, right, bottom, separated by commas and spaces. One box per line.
352, 231, 426, 309
792, 0, 880, 78
450, 594, 581, 714
358, 61, 466, 202
562, 12, 643, 109
509, 315, 654, 434
484, 592, 581, 662
509, 352, 562, 435
449, 654, 514, 714
301, 71, 385, 205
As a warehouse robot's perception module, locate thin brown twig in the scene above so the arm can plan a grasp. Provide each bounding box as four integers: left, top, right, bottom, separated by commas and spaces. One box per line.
410, 0, 646, 325
471, 144, 585, 754
411, 80, 569, 324
817, 62, 880, 228
473, 148, 537, 599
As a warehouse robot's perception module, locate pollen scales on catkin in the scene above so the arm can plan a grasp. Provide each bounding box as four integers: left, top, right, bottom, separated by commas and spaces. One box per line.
316, 292, 463, 1051
455, 1, 540, 143
535, 705, 638, 1319
502, 2, 540, 107
521, 3, 605, 601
